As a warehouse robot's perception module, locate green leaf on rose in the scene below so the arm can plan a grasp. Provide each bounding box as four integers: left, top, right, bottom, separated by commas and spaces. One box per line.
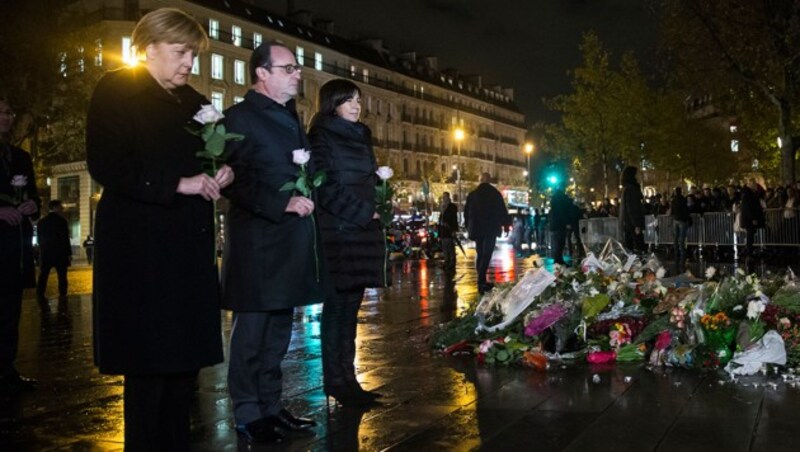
312, 171, 326, 188
279, 181, 296, 192
296, 176, 310, 197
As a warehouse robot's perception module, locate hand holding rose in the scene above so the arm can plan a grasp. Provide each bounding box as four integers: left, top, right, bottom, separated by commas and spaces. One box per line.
286, 196, 314, 217
17, 199, 38, 216
0, 206, 23, 225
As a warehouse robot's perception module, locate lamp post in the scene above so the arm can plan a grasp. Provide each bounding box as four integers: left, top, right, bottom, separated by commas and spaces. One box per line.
524, 142, 534, 203
454, 127, 465, 215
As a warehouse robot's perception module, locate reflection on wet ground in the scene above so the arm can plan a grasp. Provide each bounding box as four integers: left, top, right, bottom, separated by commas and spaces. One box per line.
3, 245, 800, 451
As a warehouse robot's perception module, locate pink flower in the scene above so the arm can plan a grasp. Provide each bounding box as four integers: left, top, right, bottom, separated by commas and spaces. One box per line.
478, 339, 493, 354
655, 331, 671, 350
10, 175, 27, 188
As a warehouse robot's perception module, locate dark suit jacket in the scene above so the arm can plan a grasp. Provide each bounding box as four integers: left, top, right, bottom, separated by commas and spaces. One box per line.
86, 67, 223, 375
222, 90, 325, 311
37, 212, 71, 266
464, 183, 509, 239
0, 144, 40, 289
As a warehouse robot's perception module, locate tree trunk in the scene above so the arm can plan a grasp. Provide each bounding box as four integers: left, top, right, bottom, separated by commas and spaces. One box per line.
778, 98, 797, 186
602, 150, 609, 198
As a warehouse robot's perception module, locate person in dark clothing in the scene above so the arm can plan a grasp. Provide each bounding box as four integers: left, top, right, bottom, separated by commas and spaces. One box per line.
438, 192, 458, 272
82, 234, 94, 265
222, 42, 322, 443
0, 97, 40, 393
464, 172, 510, 294
618, 166, 646, 252
670, 187, 691, 273
85, 10, 233, 449
548, 187, 571, 265
566, 199, 585, 259
36, 200, 72, 310
308, 79, 387, 407
739, 179, 765, 257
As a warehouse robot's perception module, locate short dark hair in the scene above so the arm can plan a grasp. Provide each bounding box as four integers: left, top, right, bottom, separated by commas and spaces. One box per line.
249, 41, 291, 83
620, 166, 638, 186
316, 79, 361, 118
674, 186, 682, 196
48, 200, 63, 210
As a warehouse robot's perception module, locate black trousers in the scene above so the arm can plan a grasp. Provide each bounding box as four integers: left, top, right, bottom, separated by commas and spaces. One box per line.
473, 236, 497, 290
123, 371, 197, 452
623, 226, 646, 253
321, 289, 364, 388
551, 229, 566, 265
227, 309, 293, 425
0, 284, 22, 376
37, 261, 68, 300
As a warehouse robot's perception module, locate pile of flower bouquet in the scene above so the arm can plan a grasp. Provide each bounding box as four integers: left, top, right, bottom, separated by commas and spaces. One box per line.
432, 241, 800, 375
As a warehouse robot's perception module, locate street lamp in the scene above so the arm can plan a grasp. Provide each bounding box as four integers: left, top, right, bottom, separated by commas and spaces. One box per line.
524, 142, 534, 200
453, 127, 465, 215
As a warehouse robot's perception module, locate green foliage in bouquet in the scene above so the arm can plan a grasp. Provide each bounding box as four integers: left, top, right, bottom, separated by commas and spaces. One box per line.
582, 294, 610, 320
771, 284, 800, 313
431, 315, 479, 350
634, 315, 671, 344
374, 180, 394, 228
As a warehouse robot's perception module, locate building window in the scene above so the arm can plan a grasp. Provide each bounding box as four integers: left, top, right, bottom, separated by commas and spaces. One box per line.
234, 96, 244, 104
191, 56, 200, 75
209, 19, 219, 40
350, 65, 356, 77
211, 54, 224, 80
59, 51, 67, 77
231, 25, 242, 46
731, 139, 739, 153
296, 46, 304, 65
362, 68, 369, 83
234, 59, 246, 85
253, 32, 262, 48
211, 91, 224, 111
314, 52, 323, 71
121, 36, 135, 66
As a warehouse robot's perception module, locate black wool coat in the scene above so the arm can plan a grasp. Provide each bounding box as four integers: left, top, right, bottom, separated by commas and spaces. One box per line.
619, 182, 646, 230
86, 67, 223, 375
221, 91, 325, 311
0, 144, 40, 290
740, 187, 765, 230
308, 115, 388, 292
37, 213, 71, 266
464, 183, 510, 239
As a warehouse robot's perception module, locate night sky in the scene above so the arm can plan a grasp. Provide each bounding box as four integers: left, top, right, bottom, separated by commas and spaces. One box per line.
253, 0, 660, 124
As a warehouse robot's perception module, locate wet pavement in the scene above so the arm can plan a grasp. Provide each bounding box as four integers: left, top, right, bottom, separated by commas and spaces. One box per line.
3, 245, 800, 451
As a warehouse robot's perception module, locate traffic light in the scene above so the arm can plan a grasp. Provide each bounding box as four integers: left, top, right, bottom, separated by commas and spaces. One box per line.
546, 174, 559, 187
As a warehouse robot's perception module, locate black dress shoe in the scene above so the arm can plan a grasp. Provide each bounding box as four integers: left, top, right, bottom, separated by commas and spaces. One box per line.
325, 384, 380, 407
275, 409, 316, 431
0, 373, 37, 393
235, 418, 284, 443
347, 380, 382, 399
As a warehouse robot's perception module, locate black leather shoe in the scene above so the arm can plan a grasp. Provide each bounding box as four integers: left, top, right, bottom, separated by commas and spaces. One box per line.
0, 373, 38, 392
235, 418, 284, 443
275, 409, 316, 431
347, 380, 382, 399
325, 384, 380, 407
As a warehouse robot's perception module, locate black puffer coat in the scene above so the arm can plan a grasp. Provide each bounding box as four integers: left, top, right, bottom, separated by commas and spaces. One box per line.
308, 115, 388, 292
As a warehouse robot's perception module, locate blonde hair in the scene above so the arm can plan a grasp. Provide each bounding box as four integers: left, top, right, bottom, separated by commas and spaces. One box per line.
132, 8, 208, 54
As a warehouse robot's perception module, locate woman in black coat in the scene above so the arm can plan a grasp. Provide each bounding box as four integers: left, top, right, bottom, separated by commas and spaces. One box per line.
619, 166, 646, 252
739, 179, 765, 256
85, 9, 233, 449
309, 79, 386, 406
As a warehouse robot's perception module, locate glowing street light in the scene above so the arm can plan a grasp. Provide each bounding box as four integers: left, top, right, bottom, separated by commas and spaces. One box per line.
453, 128, 465, 215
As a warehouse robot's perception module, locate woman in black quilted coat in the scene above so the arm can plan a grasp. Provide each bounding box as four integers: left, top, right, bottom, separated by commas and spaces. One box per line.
309, 79, 386, 406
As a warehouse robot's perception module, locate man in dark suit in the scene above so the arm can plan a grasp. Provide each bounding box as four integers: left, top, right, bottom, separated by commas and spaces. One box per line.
464, 172, 510, 294
36, 200, 71, 310
222, 42, 323, 444
0, 97, 40, 392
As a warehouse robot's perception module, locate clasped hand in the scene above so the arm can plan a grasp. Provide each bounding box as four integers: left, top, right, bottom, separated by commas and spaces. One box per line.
177, 165, 234, 201
286, 196, 314, 217
0, 200, 38, 226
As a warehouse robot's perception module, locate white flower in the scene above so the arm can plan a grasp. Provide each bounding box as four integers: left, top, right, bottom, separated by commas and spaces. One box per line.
746, 300, 766, 320
10, 175, 27, 188
732, 305, 743, 312
193, 104, 224, 124
376, 166, 394, 180
608, 281, 619, 293
736, 268, 746, 276
780, 317, 791, 328
589, 287, 599, 297
705, 266, 716, 279
292, 148, 311, 165
633, 271, 643, 279
656, 267, 666, 279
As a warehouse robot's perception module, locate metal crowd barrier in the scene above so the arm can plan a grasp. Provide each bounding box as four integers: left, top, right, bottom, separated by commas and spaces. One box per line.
580, 208, 800, 249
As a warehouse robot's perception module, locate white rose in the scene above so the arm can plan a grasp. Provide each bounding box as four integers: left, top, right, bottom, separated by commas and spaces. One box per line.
10, 175, 27, 188
193, 104, 224, 124
705, 266, 716, 279
292, 148, 311, 165
747, 300, 765, 320
376, 166, 394, 180
656, 267, 666, 279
